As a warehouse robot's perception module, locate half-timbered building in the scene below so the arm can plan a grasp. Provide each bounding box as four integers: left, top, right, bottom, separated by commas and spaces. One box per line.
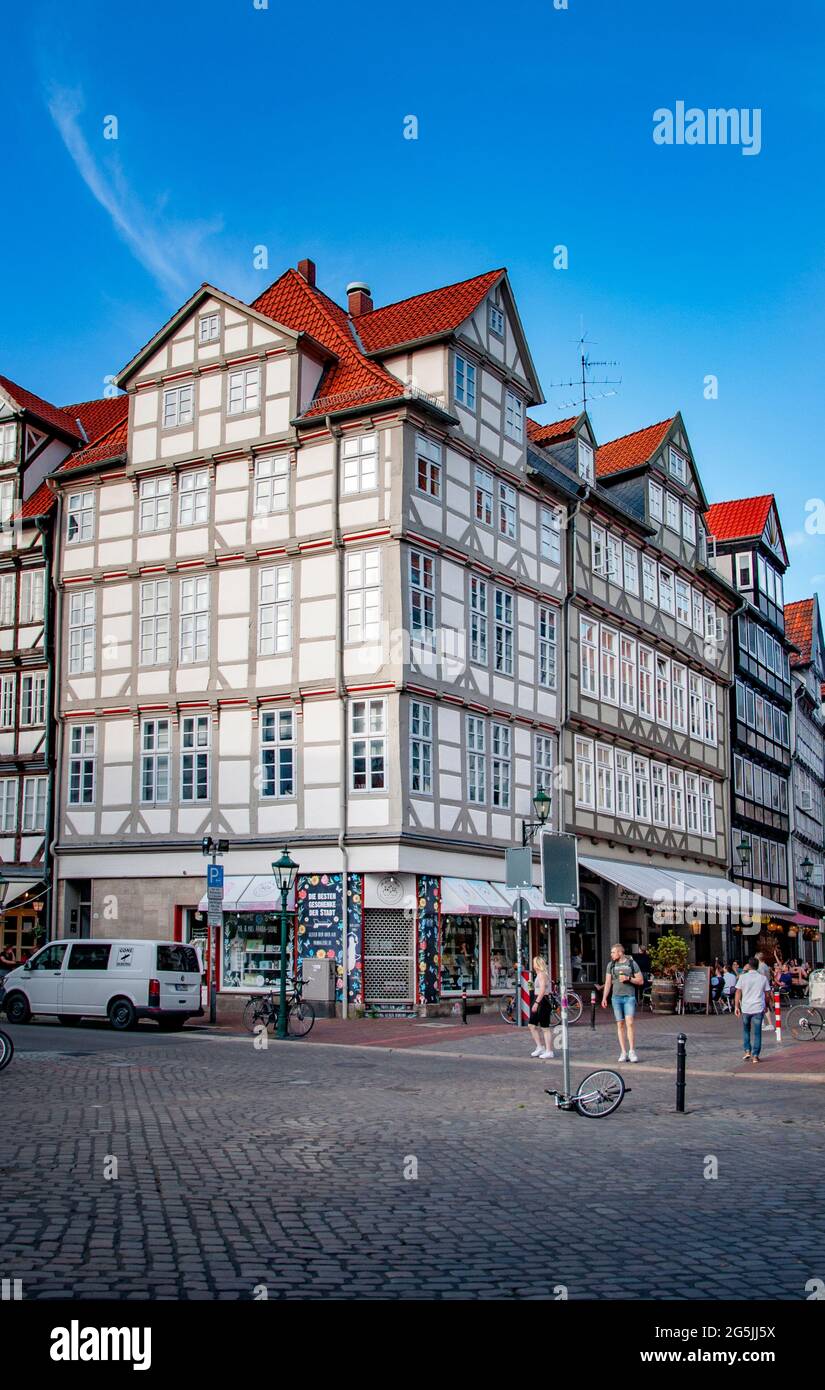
784, 596, 825, 963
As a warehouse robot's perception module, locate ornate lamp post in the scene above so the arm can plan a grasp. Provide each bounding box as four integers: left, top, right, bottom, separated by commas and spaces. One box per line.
522, 788, 552, 847
801, 854, 814, 885
272, 847, 298, 1041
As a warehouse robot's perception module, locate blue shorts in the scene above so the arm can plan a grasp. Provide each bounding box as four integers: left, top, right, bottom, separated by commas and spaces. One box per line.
612, 995, 636, 1020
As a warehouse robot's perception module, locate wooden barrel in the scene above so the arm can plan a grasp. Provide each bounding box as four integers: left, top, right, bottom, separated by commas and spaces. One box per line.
651, 977, 677, 1014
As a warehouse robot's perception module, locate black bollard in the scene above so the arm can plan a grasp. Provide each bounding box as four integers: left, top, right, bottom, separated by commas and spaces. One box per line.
676, 1032, 687, 1112
590, 990, 597, 1031
461, 986, 468, 1025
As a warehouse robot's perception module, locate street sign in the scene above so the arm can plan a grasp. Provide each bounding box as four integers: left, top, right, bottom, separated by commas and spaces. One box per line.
540, 831, 579, 908
512, 895, 530, 928
207, 864, 224, 889
207, 906, 222, 928
505, 846, 532, 889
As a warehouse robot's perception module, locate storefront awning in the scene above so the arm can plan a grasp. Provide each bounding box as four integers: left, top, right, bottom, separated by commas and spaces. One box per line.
197, 875, 297, 913
441, 878, 512, 916
579, 857, 671, 902
788, 911, 824, 929
0, 879, 43, 908
489, 883, 578, 922
580, 856, 794, 919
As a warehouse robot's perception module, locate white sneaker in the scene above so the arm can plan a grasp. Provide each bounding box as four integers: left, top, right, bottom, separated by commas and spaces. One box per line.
530, 1046, 543, 1057
541, 1048, 555, 1059
628, 1050, 639, 1063
618, 1051, 628, 1062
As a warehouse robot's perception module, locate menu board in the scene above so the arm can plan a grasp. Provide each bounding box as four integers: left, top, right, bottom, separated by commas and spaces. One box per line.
682, 965, 710, 1012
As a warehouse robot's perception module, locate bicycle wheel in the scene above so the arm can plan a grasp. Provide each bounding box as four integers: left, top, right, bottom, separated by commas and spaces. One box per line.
0, 1029, 13, 1072
566, 991, 583, 1024
789, 1006, 823, 1041
574, 1069, 626, 1118
288, 999, 315, 1037
499, 996, 516, 1025
243, 998, 270, 1033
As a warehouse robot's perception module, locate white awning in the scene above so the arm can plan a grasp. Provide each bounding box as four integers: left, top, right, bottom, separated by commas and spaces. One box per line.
0, 879, 42, 908
580, 856, 794, 919
669, 869, 794, 919
490, 883, 578, 922
197, 875, 296, 913
441, 878, 512, 916
579, 857, 671, 902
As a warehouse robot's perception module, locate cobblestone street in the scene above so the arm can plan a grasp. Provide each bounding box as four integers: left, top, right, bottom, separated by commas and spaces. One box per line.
2, 1013, 824, 1301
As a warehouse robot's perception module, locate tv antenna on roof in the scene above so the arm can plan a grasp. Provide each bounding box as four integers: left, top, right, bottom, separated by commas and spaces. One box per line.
547, 323, 622, 414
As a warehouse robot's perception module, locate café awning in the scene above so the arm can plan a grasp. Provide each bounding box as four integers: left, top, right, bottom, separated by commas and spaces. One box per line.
0, 879, 42, 908
197, 875, 296, 913
580, 856, 794, 918
788, 911, 823, 929
441, 879, 577, 921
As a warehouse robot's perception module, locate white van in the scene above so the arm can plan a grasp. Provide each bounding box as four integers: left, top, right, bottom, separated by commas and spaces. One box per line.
1, 939, 204, 1031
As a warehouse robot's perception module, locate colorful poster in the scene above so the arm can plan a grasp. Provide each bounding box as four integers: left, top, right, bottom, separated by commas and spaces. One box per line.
416, 874, 440, 1004
296, 875, 343, 984
346, 874, 364, 1007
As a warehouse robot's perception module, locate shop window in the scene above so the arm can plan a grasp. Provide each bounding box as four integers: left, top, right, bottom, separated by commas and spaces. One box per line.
441, 916, 480, 993
489, 918, 518, 992
222, 912, 292, 991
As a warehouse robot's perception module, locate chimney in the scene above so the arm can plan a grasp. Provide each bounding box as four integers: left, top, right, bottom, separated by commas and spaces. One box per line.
297, 258, 316, 286
347, 281, 373, 317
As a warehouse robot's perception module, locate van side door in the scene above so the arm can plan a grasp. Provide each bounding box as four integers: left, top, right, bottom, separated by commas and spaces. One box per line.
22, 943, 69, 1014
61, 942, 113, 1016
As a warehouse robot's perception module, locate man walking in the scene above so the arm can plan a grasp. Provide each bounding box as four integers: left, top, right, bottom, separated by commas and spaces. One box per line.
735, 959, 770, 1064
601, 943, 644, 1063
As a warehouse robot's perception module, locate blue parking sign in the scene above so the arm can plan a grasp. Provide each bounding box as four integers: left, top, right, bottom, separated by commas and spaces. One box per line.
207, 864, 224, 889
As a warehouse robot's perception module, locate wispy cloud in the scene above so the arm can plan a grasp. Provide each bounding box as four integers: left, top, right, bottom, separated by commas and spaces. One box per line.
46, 84, 224, 299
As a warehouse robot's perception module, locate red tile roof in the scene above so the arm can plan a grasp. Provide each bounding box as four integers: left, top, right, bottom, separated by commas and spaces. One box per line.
251, 269, 404, 417
705, 495, 774, 543
527, 415, 578, 445
784, 598, 814, 667
19, 481, 54, 519
595, 418, 674, 478
62, 395, 128, 444
0, 373, 83, 440
60, 413, 129, 473
354, 269, 504, 353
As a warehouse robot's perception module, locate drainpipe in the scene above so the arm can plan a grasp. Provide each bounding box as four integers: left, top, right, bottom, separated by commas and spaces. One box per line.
326, 415, 349, 1018
36, 512, 58, 942
561, 483, 590, 832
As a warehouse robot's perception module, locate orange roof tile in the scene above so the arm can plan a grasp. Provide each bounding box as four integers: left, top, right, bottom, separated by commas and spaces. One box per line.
62, 395, 128, 444
60, 414, 129, 473
527, 415, 578, 445
354, 269, 504, 353
0, 373, 83, 440
595, 419, 674, 478
784, 598, 814, 667
705, 495, 774, 543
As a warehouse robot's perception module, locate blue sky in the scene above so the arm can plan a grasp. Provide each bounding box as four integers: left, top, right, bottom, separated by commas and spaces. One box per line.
2, 0, 824, 601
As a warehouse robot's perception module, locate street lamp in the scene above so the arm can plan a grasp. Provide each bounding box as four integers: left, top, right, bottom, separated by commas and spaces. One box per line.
801, 855, 814, 885
522, 787, 552, 847
272, 847, 298, 1041
736, 836, 752, 870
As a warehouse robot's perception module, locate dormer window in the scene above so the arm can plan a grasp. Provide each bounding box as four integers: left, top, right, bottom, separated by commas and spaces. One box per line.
0, 423, 16, 463
504, 391, 524, 443
737, 553, 752, 589
649, 481, 663, 522
577, 439, 594, 484
454, 354, 476, 410
668, 446, 687, 483
199, 313, 220, 344
488, 302, 505, 337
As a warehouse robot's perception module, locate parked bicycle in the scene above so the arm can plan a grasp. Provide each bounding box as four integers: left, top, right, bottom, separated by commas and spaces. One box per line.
243, 981, 315, 1038
500, 979, 583, 1026
787, 1004, 824, 1041
0, 1028, 14, 1071
545, 1069, 629, 1119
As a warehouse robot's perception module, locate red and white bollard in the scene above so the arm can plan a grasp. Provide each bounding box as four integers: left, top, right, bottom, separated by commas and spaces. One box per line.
774, 989, 782, 1044
520, 969, 531, 1024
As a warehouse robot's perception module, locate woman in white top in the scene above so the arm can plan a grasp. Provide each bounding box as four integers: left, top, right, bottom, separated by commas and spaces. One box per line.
528, 956, 555, 1059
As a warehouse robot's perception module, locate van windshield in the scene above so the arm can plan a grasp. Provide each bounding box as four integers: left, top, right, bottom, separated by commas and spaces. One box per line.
157, 945, 200, 974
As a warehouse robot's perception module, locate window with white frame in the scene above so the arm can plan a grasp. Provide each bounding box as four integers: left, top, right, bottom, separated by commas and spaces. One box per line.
488, 301, 504, 336
682, 505, 695, 543
669, 768, 685, 830
0, 480, 14, 526
0, 574, 14, 626
596, 743, 614, 813
492, 723, 511, 808
0, 777, 17, 832
260, 709, 295, 798
668, 446, 687, 483
258, 566, 292, 655
578, 439, 595, 484
498, 481, 517, 540
504, 392, 524, 443
685, 774, 700, 833
466, 715, 486, 804
575, 736, 594, 808
181, 715, 210, 802
66, 491, 95, 544
638, 646, 654, 718
342, 434, 378, 494
454, 354, 476, 409
199, 312, 220, 343
162, 382, 193, 428
642, 555, 658, 605
68, 589, 95, 674
703, 679, 717, 745
410, 700, 433, 795
177, 468, 209, 526
600, 626, 618, 704
469, 576, 488, 664
580, 617, 598, 696
180, 575, 210, 664
591, 523, 606, 576
20, 673, 46, 726
606, 533, 621, 583
68, 724, 96, 805
649, 481, 663, 522
254, 454, 289, 514
672, 664, 687, 732
692, 588, 704, 635
651, 763, 668, 826
655, 655, 671, 725
351, 699, 387, 791
474, 466, 493, 526
700, 778, 715, 837
227, 366, 260, 415
675, 578, 691, 626
410, 550, 436, 644
620, 636, 637, 711
139, 475, 172, 532
0, 674, 15, 728
534, 735, 554, 800
704, 597, 717, 645
346, 549, 381, 644
494, 588, 513, 675
19, 570, 44, 626
415, 434, 442, 498
623, 544, 639, 594
634, 756, 651, 821
659, 567, 675, 614
538, 606, 557, 689
140, 719, 170, 803
0, 423, 16, 463
139, 579, 170, 666
22, 775, 47, 831
540, 506, 562, 564
616, 750, 634, 817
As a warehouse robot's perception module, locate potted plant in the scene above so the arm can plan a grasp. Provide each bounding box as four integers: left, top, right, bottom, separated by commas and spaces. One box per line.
649, 933, 689, 1013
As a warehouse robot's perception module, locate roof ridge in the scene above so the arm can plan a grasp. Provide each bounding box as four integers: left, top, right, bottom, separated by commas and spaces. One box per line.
355, 267, 505, 322
706, 492, 774, 509
256, 269, 395, 392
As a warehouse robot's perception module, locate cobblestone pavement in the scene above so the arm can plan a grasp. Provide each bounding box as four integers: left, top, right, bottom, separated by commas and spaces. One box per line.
2, 1020, 824, 1300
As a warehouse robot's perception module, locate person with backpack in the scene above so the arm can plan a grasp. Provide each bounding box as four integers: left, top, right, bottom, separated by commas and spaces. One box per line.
601, 943, 644, 1063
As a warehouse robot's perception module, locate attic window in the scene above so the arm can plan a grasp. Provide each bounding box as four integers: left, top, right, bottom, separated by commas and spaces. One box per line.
668, 446, 687, 483
488, 302, 504, 336
0, 423, 16, 464
577, 439, 594, 484
199, 313, 220, 344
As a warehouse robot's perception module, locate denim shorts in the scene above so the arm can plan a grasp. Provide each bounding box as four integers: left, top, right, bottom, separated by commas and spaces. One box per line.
612, 994, 636, 1020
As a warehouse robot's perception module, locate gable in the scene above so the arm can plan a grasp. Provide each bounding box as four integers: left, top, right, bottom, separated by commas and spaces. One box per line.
762, 501, 788, 566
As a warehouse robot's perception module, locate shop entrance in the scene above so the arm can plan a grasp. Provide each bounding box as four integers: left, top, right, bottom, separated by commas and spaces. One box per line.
363, 908, 415, 1004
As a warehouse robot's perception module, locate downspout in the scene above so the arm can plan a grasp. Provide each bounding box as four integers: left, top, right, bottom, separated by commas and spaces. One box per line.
561, 483, 590, 833
326, 414, 349, 1018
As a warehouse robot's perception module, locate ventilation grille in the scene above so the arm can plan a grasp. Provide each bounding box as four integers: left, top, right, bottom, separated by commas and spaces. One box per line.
363, 909, 414, 1003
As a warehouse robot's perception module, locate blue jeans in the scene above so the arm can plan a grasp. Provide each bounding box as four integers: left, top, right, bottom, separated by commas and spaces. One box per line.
742, 1012, 763, 1057
612, 994, 636, 1021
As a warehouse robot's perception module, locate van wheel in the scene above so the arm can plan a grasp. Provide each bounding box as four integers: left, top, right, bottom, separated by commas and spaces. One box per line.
108, 999, 136, 1031
58, 1016, 82, 1027
4, 993, 31, 1025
